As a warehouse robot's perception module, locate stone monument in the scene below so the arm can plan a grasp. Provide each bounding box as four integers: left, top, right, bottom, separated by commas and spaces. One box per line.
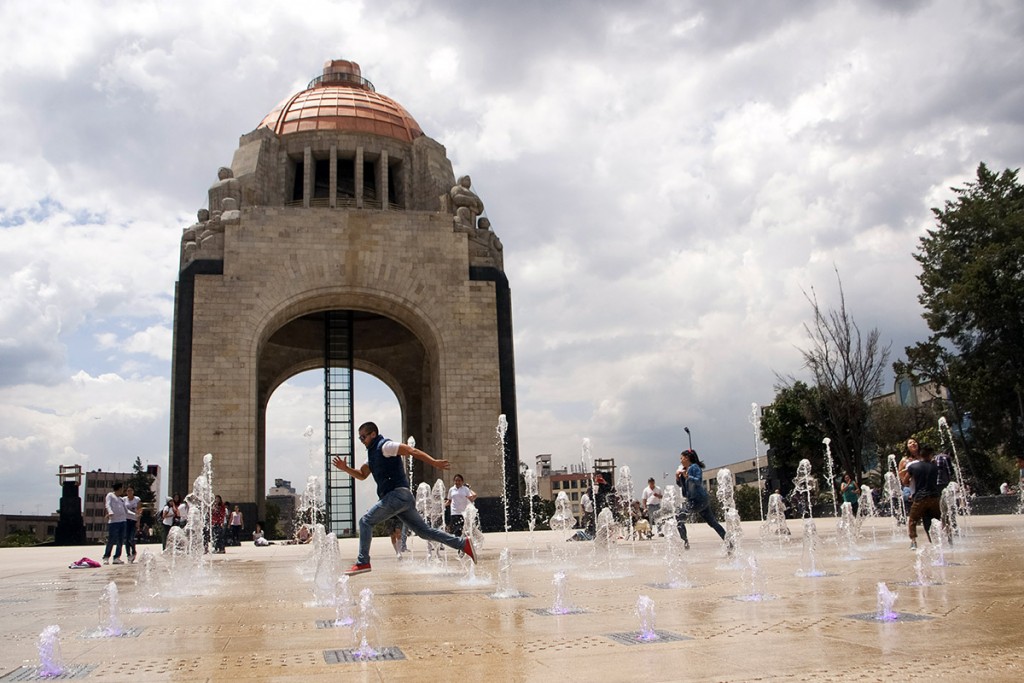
170, 59, 519, 533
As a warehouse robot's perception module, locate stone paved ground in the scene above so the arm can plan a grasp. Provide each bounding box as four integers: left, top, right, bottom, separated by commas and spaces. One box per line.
0, 514, 1022, 682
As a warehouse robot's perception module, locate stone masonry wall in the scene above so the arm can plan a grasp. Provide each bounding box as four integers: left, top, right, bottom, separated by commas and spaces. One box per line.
186, 207, 503, 506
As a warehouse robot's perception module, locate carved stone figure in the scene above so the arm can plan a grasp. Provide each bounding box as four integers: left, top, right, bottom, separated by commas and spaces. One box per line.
208, 166, 241, 216
450, 175, 484, 229
220, 197, 241, 224
181, 208, 210, 262
183, 208, 210, 244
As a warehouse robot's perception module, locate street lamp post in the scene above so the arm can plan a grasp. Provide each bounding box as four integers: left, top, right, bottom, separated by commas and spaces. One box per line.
684, 426, 692, 451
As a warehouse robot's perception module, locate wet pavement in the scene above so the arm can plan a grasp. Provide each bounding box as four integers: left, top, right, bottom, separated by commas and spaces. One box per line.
0, 514, 1021, 682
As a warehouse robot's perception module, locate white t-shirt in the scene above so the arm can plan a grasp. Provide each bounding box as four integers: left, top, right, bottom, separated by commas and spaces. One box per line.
178, 501, 189, 523
105, 491, 128, 523
641, 485, 662, 507
161, 504, 175, 527
448, 484, 474, 515
580, 492, 594, 513
123, 496, 139, 522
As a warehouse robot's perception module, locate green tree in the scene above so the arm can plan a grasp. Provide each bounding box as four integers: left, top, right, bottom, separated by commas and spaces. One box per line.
901, 163, 1024, 482
796, 272, 890, 479
733, 486, 762, 521
126, 457, 157, 526
761, 381, 827, 494
867, 401, 943, 467
264, 502, 281, 540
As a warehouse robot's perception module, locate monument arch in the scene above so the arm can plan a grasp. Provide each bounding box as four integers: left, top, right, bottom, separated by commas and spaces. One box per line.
170, 59, 519, 534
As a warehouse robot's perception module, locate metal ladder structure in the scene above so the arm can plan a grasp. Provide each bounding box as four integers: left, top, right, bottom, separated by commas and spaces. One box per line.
324, 310, 356, 537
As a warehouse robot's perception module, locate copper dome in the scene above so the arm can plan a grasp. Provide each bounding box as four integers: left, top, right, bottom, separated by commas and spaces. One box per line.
259, 59, 424, 142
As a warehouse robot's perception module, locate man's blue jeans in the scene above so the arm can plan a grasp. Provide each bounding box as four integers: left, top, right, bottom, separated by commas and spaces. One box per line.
103, 521, 126, 560
357, 487, 464, 564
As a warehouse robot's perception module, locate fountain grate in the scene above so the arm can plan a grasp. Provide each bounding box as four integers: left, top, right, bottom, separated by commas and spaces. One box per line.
846, 612, 934, 622
891, 580, 945, 587
79, 626, 144, 639
0, 599, 31, 605
315, 619, 352, 629
646, 582, 696, 590
606, 630, 691, 646
0, 664, 96, 681
487, 591, 532, 599
731, 593, 780, 602
324, 647, 405, 663
528, 607, 586, 616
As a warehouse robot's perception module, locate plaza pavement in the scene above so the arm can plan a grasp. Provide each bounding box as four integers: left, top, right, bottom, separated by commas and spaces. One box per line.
0, 514, 1022, 682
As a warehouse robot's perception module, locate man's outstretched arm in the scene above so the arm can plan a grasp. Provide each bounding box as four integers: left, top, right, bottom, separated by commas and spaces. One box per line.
332, 456, 371, 480
396, 443, 450, 471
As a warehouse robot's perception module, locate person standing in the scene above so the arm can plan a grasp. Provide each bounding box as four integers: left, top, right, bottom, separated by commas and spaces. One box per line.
840, 473, 859, 516
898, 438, 921, 504
102, 482, 129, 565
579, 487, 595, 535
678, 450, 728, 551
332, 421, 477, 575
123, 486, 140, 563
160, 497, 176, 549
229, 505, 244, 546
641, 478, 663, 524
210, 495, 228, 554
445, 474, 477, 536
906, 443, 942, 550
176, 493, 189, 529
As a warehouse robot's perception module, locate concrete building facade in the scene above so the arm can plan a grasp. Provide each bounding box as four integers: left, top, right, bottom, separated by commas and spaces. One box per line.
170, 59, 520, 533
82, 465, 161, 544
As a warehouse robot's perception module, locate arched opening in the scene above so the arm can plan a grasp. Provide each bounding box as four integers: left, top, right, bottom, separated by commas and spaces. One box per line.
255, 305, 438, 537
264, 368, 402, 539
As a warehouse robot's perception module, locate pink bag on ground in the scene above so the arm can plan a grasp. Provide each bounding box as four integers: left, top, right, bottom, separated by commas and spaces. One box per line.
69, 557, 101, 568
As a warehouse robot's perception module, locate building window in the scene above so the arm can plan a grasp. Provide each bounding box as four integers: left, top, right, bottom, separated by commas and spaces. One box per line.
363, 160, 377, 202
314, 158, 330, 199
290, 158, 304, 202
337, 157, 356, 200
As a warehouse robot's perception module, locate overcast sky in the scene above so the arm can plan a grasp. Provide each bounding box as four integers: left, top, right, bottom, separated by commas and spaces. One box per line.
2, 0, 1022, 516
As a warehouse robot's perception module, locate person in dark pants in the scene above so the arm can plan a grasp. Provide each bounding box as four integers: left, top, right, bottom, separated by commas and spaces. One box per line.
123, 486, 139, 563
102, 482, 128, 565
229, 505, 244, 546
677, 449, 729, 552
332, 422, 477, 575
907, 443, 943, 550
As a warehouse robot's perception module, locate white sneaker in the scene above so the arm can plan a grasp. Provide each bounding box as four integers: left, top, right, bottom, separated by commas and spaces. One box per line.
112, 558, 125, 565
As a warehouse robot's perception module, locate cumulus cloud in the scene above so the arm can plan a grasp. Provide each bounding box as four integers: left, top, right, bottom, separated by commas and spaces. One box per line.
0, 0, 1022, 514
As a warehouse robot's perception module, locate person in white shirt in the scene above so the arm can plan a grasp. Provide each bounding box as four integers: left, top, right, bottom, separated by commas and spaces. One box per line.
579, 489, 595, 534
641, 478, 662, 524
160, 497, 177, 549
176, 496, 189, 528
445, 474, 478, 536
122, 486, 140, 563
102, 482, 129, 565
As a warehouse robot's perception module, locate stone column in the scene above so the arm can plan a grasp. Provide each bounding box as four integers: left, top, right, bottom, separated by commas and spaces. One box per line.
303, 146, 312, 208
380, 149, 389, 210
329, 144, 337, 208
355, 147, 364, 209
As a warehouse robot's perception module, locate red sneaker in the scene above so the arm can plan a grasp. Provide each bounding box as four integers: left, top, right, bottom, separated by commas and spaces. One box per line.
462, 537, 477, 564
345, 563, 372, 575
